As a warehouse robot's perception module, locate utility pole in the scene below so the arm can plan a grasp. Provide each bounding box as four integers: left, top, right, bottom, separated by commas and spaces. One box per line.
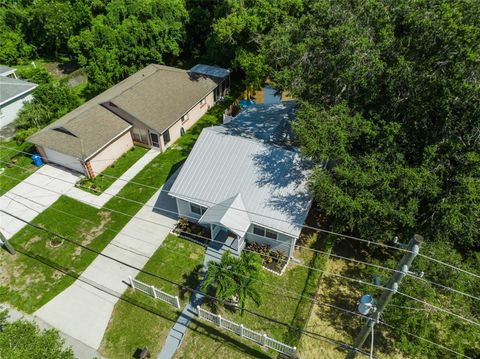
0, 232, 16, 255
346, 234, 423, 359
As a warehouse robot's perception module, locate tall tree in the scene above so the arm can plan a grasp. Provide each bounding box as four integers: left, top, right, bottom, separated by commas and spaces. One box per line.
0, 312, 74, 359
69, 0, 188, 93
263, 0, 480, 250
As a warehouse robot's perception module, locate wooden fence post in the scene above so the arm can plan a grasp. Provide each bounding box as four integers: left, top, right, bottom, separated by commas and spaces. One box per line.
151, 285, 157, 299
175, 296, 180, 309
217, 314, 222, 327
262, 334, 267, 346
197, 305, 201, 317
129, 276, 134, 289
240, 324, 244, 337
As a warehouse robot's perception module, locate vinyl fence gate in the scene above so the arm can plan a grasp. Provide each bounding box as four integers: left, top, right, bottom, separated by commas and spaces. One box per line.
128, 276, 180, 309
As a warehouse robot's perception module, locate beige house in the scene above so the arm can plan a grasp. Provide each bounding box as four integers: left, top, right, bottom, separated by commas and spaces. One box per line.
28, 64, 230, 177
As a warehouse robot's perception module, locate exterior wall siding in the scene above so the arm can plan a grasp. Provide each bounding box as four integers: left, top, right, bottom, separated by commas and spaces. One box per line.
0, 93, 34, 128
176, 198, 202, 221
88, 130, 134, 176
159, 91, 215, 150
175, 197, 296, 257
244, 224, 295, 257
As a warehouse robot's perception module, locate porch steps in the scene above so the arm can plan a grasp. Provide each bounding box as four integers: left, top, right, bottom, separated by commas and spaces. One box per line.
205, 230, 240, 263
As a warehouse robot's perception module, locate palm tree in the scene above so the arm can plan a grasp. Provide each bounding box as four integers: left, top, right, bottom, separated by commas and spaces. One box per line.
201, 251, 238, 302
236, 251, 263, 315
201, 250, 263, 315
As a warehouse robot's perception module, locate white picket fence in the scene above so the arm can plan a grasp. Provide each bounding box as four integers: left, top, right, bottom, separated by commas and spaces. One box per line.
128, 276, 180, 309
196, 306, 297, 357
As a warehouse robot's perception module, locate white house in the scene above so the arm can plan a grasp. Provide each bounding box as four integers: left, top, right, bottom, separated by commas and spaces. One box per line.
0, 74, 37, 128
169, 102, 313, 259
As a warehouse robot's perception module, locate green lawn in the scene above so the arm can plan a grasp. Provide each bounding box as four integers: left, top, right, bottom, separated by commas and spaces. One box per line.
78, 146, 148, 194
0, 98, 233, 314
177, 233, 332, 358
99, 234, 205, 359
0, 141, 37, 196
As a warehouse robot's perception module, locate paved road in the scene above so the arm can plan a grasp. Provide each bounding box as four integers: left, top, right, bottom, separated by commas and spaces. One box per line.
0, 165, 79, 239
34, 173, 179, 350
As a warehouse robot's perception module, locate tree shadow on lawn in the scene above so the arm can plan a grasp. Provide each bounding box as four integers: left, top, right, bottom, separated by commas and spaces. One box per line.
179, 264, 204, 301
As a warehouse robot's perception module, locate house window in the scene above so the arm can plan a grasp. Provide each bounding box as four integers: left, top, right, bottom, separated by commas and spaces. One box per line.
182, 114, 189, 123
180, 127, 185, 136
190, 203, 207, 215
163, 129, 170, 144
265, 229, 278, 240
253, 225, 264, 237
200, 98, 207, 107
253, 225, 278, 240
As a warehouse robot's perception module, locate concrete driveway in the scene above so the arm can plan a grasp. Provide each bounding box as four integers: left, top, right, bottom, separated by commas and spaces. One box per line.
34, 173, 180, 350
0, 165, 79, 239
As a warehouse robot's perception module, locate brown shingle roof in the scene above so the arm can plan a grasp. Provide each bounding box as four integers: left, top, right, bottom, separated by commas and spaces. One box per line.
28, 106, 131, 160
28, 64, 221, 159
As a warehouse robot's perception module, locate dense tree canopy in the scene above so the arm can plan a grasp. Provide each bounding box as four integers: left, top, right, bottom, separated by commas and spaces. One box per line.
262, 0, 480, 251
0, 311, 74, 359
69, 0, 188, 92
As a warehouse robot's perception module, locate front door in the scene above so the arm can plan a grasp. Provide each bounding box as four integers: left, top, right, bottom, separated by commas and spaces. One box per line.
149, 131, 160, 147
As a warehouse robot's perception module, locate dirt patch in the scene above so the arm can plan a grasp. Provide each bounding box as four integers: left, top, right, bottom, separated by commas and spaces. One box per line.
299, 258, 408, 359
80, 211, 111, 247
24, 235, 43, 248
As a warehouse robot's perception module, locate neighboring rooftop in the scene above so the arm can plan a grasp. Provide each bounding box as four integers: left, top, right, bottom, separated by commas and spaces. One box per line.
190, 64, 230, 79
170, 103, 312, 238
28, 63, 229, 157
0, 65, 16, 77
28, 106, 131, 160
109, 64, 219, 132
0, 76, 37, 106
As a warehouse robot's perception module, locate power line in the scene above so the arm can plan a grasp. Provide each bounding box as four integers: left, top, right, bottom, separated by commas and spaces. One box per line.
2, 193, 479, 329
2, 170, 479, 305
0, 209, 374, 358
2, 208, 472, 359
2, 155, 479, 281
3, 169, 479, 323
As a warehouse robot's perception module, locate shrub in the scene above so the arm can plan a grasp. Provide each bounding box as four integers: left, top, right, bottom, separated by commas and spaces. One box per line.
15, 127, 38, 144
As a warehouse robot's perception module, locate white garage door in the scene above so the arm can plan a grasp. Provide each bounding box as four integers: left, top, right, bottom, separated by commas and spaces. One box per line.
44, 147, 85, 174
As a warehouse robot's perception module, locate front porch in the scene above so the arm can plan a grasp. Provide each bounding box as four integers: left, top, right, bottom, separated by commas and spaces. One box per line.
205, 224, 245, 263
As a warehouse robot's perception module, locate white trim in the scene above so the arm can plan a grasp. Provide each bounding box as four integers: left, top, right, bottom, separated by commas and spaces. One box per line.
0, 84, 38, 106
169, 193, 301, 239
84, 125, 132, 161
0, 68, 17, 78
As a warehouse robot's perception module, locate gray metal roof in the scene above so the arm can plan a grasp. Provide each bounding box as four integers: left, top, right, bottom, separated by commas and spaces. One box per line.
0, 76, 37, 105
221, 101, 296, 144
169, 104, 312, 238
199, 194, 251, 237
0, 65, 16, 77
190, 64, 230, 79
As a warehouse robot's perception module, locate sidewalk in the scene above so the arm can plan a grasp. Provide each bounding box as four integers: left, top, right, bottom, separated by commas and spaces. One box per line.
65, 148, 160, 208
158, 233, 232, 358
1, 303, 101, 359
0, 165, 79, 239
34, 172, 179, 350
